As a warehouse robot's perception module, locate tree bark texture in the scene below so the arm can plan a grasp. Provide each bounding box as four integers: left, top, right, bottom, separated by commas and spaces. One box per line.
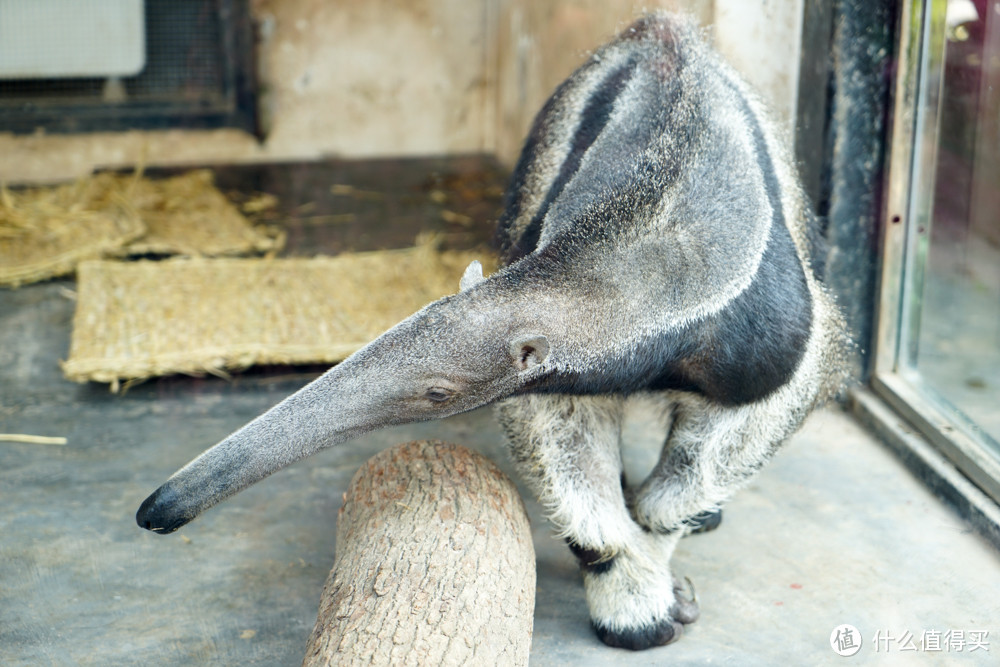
302, 440, 535, 667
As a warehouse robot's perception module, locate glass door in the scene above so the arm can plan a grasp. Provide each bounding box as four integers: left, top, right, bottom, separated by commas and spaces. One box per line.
876, 0, 1000, 504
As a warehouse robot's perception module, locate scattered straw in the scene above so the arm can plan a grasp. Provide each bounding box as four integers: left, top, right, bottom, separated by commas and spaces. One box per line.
0, 174, 145, 288
63, 241, 497, 388
240, 192, 279, 215
0, 434, 68, 445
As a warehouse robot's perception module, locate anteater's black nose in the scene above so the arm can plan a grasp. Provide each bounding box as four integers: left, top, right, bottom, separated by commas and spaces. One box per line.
136, 484, 188, 534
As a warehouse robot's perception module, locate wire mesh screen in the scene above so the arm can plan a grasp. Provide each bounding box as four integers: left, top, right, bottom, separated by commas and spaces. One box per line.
135, 1, 224, 100
0, 0, 256, 134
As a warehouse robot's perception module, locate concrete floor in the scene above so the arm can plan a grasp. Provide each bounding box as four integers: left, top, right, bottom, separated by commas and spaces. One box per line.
3, 159, 999, 665
3, 277, 1000, 666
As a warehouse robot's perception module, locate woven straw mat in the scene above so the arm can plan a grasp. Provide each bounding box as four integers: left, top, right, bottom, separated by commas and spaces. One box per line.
0, 174, 144, 288
0, 170, 282, 288
62, 244, 495, 388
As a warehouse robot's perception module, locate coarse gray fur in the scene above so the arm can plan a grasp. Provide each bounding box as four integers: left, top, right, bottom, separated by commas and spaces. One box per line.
137, 14, 850, 651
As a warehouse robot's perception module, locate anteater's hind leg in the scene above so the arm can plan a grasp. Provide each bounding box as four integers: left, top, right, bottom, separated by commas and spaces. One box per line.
496, 394, 698, 650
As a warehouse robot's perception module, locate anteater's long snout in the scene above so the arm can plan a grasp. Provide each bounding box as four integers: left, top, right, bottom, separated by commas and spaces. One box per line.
133, 361, 376, 535
133, 279, 535, 535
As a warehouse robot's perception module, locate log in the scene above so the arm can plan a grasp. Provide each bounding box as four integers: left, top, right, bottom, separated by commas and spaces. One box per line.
303, 440, 536, 666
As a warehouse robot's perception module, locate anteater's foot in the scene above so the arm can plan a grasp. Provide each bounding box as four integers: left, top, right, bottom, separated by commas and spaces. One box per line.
684, 508, 723, 534
592, 576, 699, 650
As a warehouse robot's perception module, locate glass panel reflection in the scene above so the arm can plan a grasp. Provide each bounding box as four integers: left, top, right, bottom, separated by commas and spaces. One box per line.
916, 0, 1000, 447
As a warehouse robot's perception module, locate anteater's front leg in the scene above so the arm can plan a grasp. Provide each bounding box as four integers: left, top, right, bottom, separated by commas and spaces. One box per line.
496, 394, 698, 650
631, 390, 810, 535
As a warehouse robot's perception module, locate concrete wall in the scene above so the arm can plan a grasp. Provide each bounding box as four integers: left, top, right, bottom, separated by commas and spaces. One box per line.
0, 0, 803, 184
715, 0, 804, 138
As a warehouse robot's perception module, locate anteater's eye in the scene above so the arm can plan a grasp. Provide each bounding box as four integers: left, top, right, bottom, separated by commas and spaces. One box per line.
425, 387, 455, 403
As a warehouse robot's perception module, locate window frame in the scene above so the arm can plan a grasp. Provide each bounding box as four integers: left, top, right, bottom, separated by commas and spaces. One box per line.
0, 0, 258, 136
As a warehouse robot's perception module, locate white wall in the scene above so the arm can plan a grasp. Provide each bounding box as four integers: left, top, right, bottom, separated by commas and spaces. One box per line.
714, 0, 805, 140
0, 0, 803, 184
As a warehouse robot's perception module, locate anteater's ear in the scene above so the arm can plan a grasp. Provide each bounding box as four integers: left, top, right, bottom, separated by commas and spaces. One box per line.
510, 334, 549, 371
459, 260, 485, 292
